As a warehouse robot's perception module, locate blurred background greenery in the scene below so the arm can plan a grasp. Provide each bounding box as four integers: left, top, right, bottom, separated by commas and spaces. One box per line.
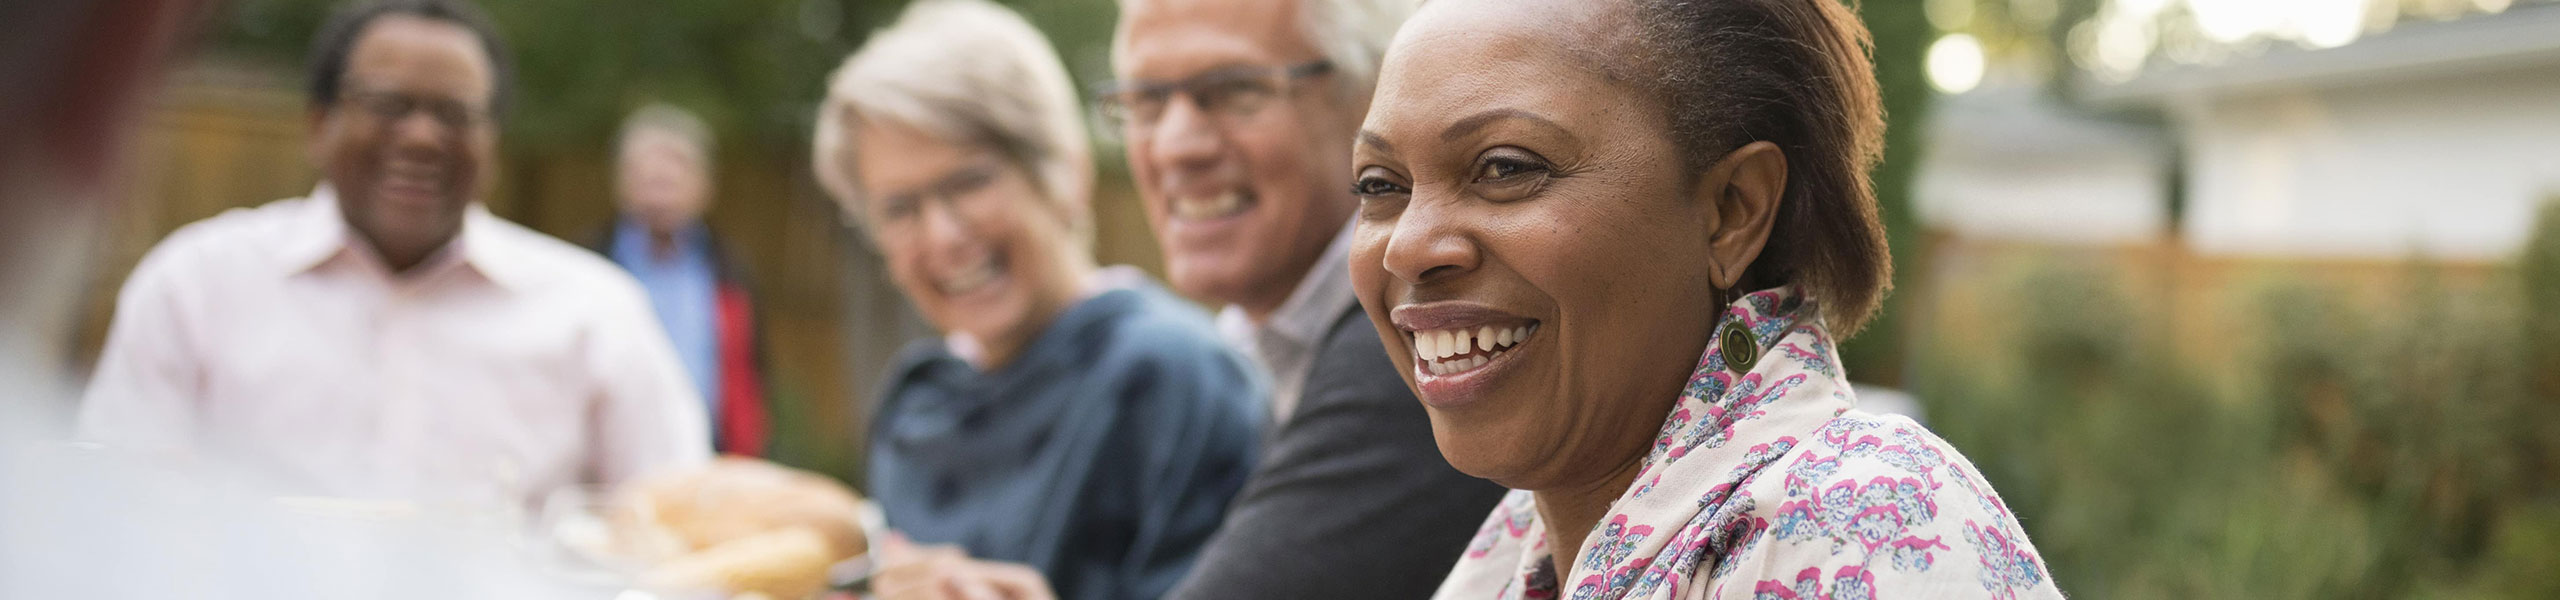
72, 0, 2560, 597
1906, 0, 2560, 597
1913, 203, 2560, 597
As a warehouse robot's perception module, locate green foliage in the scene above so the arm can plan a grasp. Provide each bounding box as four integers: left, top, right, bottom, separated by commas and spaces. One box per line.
1838, 0, 2111, 386
1838, 0, 1937, 387
762, 378, 865, 485
2521, 198, 2560, 479
210, 0, 872, 154
203, 0, 1124, 157
1917, 205, 2560, 597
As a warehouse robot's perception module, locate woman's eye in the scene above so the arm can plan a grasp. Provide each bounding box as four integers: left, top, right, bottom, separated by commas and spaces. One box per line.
1475, 155, 1549, 183
1351, 173, 1409, 197
1468, 149, 1555, 203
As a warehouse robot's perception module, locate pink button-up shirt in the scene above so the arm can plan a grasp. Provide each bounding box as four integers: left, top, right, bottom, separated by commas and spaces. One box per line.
78, 188, 710, 506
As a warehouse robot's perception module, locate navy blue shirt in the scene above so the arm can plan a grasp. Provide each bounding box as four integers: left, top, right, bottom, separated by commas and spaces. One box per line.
867, 281, 1264, 600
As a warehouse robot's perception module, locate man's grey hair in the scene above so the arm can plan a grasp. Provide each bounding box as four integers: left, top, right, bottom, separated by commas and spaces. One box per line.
812, 0, 1093, 243
1115, 0, 1411, 99
618, 102, 715, 173
1294, 0, 1412, 99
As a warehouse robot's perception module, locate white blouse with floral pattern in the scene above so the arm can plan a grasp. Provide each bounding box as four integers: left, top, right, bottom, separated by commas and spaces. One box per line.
1433, 287, 2063, 600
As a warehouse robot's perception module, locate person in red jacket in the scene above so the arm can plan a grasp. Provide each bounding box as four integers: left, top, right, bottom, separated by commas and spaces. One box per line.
591, 103, 770, 456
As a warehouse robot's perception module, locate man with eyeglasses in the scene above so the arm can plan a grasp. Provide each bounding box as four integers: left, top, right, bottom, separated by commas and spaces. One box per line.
1110, 0, 1506, 597
78, 0, 708, 508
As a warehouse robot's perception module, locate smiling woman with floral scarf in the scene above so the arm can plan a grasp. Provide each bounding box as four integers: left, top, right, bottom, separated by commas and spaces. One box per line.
1344, 0, 2061, 598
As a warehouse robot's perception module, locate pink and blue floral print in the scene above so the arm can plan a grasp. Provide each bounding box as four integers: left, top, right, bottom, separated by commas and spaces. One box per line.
1433, 287, 2061, 600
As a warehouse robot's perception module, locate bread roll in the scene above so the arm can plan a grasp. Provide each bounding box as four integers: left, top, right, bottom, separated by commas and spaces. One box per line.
614, 458, 870, 599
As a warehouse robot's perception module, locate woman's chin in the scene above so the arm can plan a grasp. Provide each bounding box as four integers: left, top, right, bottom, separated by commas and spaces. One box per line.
1426, 418, 1546, 486
934, 301, 1034, 358
960, 315, 1027, 349
940, 282, 1029, 331
1437, 452, 1514, 485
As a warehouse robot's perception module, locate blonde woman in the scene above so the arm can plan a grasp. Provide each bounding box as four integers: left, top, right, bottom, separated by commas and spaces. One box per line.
812, 1, 1263, 599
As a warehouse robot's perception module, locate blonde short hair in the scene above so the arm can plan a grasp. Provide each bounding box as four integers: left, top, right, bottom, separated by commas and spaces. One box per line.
812, 0, 1093, 244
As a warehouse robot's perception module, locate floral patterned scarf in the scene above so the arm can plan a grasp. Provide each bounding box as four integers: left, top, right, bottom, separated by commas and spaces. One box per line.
1432, 286, 2062, 600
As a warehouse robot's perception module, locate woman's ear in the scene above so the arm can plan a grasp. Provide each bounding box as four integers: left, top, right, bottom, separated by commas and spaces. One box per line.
1694, 141, 1786, 290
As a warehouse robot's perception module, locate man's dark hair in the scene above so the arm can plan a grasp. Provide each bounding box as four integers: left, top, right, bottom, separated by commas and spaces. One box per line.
1629, 0, 1891, 334
306, 0, 513, 117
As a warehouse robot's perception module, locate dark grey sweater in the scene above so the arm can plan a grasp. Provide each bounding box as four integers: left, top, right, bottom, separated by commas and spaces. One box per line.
1166, 307, 1509, 599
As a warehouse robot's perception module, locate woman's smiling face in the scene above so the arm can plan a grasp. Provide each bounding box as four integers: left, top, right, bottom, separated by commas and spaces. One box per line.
848, 116, 1082, 368
1348, 0, 1732, 491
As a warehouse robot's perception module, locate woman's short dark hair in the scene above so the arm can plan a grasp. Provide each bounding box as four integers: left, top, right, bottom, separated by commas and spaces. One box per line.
306, 0, 514, 118
1631, 0, 1889, 334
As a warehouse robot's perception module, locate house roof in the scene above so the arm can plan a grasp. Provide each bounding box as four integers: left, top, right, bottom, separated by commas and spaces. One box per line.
2086, 4, 2560, 106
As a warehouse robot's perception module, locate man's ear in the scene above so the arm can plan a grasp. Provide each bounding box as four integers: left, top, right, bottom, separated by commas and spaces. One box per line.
1694, 141, 1785, 290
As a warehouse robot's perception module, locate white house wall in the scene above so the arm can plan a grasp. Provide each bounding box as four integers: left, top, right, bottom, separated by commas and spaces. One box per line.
1915, 89, 2172, 244
2174, 69, 2560, 259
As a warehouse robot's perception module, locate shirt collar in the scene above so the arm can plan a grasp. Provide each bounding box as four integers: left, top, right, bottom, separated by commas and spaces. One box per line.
458, 206, 535, 290
273, 185, 352, 275
278, 185, 532, 290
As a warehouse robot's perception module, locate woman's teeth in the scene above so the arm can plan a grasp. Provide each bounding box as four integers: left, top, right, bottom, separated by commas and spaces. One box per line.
1412, 323, 1537, 376
940, 258, 1001, 295
1171, 190, 1248, 220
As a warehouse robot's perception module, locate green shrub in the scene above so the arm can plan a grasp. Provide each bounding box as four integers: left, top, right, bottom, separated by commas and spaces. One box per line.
1917, 200, 2560, 597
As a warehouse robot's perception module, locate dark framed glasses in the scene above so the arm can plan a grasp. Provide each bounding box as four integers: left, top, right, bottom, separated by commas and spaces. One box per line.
1094, 60, 1333, 131
338, 84, 491, 131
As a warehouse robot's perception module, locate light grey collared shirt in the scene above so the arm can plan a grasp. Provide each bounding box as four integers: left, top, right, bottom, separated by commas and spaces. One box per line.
1216, 220, 1359, 426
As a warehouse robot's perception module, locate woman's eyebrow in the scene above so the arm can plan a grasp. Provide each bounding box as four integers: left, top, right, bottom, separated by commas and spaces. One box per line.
1441, 108, 1565, 143
1357, 129, 1397, 154
1357, 108, 1572, 155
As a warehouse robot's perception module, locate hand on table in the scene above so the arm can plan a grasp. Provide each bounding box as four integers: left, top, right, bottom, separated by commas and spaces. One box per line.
871, 533, 1056, 600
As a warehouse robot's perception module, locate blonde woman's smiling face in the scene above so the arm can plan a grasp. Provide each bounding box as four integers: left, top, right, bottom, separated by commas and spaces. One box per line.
1348, 0, 1730, 491
847, 117, 1083, 368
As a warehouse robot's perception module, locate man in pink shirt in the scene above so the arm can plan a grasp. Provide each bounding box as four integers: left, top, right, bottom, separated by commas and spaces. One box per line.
77, 0, 708, 507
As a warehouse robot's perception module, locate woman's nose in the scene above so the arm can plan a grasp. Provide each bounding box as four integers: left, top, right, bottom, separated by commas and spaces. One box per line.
1381, 196, 1478, 285
918, 198, 972, 253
